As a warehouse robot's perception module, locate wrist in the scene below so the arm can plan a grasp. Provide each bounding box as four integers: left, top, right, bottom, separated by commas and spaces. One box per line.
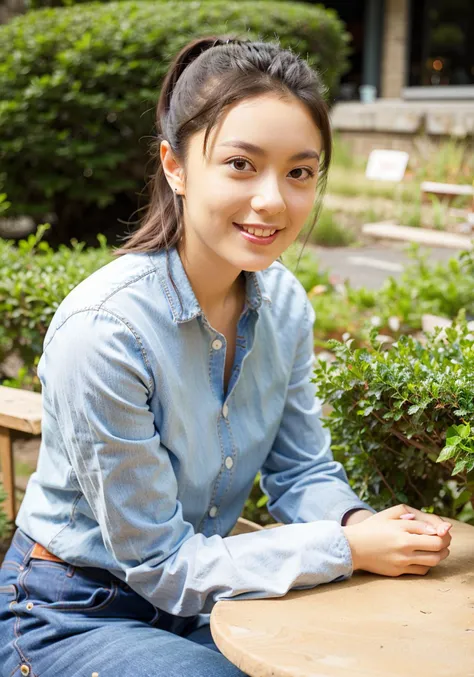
342, 508, 374, 527
342, 525, 363, 572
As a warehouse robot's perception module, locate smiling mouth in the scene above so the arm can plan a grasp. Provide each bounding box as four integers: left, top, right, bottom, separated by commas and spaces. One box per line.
234, 223, 278, 237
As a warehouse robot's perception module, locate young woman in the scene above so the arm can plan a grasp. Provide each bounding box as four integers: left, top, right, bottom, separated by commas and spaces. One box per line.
0, 36, 452, 677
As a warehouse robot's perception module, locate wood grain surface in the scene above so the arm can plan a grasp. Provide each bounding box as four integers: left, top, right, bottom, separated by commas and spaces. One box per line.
211, 519, 474, 677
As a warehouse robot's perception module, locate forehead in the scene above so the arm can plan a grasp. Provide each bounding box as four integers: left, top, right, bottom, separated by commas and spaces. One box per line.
204, 93, 323, 157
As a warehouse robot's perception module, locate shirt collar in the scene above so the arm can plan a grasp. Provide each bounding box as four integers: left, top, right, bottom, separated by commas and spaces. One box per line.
150, 246, 271, 324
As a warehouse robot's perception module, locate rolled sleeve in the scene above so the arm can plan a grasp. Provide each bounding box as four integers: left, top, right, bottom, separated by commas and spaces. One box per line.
260, 295, 375, 526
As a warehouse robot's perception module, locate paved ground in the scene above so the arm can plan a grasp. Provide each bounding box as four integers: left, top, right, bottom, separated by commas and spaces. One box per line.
306, 241, 463, 290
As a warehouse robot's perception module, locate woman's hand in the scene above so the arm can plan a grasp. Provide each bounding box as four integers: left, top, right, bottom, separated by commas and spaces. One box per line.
342, 504, 452, 577
343, 504, 451, 536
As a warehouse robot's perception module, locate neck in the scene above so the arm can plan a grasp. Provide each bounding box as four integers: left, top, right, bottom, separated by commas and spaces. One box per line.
177, 240, 245, 320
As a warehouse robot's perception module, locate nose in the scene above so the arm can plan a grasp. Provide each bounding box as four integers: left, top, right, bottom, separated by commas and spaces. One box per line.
250, 175, 286, 215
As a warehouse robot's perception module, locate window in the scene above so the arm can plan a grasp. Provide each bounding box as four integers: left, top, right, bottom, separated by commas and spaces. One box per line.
409, 0, 474, 87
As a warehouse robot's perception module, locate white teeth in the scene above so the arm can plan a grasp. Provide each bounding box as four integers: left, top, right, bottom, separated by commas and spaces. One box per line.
240, 225, 277, 237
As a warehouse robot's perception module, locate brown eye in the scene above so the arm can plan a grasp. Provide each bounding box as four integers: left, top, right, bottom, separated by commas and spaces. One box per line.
289, 167, 314, 181
228, 157, 252, 172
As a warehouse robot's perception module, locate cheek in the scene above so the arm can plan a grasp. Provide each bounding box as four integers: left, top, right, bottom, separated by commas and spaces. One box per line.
207, 180, 247, 217
289, 189, 316, 224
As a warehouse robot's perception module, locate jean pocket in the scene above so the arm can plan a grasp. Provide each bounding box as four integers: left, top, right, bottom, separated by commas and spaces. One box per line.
21, 561, 117, 613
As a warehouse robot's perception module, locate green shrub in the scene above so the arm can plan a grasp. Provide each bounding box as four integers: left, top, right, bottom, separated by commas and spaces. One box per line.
413, 139, 474, 185
307, 208, 355, 247
376, 245, 474, 332
0, 0, 349, 239
313, 322, 474, 522
0, 225, 112, 388
0, 485, 11, 542
281, 243, 333, 293
307, 245, 474, 350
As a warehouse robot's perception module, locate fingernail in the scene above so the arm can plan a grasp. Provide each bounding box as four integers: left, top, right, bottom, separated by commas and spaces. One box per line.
426, 526, 437, 535
399, 513, 415, 520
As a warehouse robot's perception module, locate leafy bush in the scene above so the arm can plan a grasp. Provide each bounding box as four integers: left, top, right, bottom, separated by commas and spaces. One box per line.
313, 322, 474, 523
307, 245, 474, 350
0, 485, 11, 542
306, 208, 355, 247
0, 0, 349, 239
0, 225, 112, 388
281, 244, 333, 293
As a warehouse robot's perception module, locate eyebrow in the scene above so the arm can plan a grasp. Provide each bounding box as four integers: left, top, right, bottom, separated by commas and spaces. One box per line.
219, 140, 320, 162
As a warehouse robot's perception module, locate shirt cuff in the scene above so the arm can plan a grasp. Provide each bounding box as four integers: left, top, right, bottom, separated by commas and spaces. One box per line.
331, 500, 377, 526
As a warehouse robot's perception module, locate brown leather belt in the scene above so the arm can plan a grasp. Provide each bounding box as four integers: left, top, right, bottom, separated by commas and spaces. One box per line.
30, 543, 65, 564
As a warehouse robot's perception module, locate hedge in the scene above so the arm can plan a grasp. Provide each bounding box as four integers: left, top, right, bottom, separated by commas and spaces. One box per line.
0, 0, 349, 240
314, 325, 474, 523
0, 225, 113, 389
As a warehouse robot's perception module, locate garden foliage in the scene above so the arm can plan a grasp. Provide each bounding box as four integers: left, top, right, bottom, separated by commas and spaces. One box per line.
0, 0, 349, 238
0, 486, 10, 541
313, 324, 474, 521
0, 225, 112, 388
309, 245, 474, 347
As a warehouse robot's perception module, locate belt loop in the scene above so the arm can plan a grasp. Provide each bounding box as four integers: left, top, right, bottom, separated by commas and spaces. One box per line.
22, 543, 35, 567
66, 564, 76, 578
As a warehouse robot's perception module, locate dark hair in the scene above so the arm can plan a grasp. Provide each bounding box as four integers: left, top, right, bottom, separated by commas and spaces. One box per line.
114, 35, 332, 256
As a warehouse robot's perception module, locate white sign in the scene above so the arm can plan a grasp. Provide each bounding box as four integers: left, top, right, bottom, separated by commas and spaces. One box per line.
365, 149, 409, 182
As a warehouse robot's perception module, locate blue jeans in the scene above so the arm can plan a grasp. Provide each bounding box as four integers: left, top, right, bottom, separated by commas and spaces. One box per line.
0, 529, 247, 677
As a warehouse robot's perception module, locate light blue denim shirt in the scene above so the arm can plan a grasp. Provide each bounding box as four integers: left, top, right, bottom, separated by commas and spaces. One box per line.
17, 246, 374, 616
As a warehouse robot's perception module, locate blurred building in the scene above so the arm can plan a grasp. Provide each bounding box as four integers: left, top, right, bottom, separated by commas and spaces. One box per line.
319, 0, 474, 154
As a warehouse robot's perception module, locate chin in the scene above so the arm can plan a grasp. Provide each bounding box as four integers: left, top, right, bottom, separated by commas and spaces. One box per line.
233, 252, 279, 273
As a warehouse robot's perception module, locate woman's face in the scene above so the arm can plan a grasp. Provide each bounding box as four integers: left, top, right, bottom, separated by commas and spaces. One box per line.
166, 92, 323, 273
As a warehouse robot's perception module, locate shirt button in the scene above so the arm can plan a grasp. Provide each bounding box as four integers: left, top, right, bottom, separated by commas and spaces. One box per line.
209, 506, 218, 518
225, 456, 233, 469
222, 403, 229, 418
212, 339, 223, 350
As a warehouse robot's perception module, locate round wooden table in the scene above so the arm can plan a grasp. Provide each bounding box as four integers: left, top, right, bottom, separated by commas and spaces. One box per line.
211, 519, 474, 677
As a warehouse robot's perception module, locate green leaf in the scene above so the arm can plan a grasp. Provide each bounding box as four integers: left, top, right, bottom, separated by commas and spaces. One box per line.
437, 445, 458, 463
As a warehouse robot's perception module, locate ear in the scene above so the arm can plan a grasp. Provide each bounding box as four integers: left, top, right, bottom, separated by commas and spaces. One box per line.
160, 141, 185, 195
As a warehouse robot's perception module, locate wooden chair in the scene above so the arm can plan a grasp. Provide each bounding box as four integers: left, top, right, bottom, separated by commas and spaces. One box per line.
0, 385, 42, 522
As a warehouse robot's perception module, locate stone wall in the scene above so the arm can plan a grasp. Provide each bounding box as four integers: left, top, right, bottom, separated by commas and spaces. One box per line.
331, 99, 474, 157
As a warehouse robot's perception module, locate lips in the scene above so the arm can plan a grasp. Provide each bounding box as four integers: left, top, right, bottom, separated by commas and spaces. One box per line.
233, 222, 280, 245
